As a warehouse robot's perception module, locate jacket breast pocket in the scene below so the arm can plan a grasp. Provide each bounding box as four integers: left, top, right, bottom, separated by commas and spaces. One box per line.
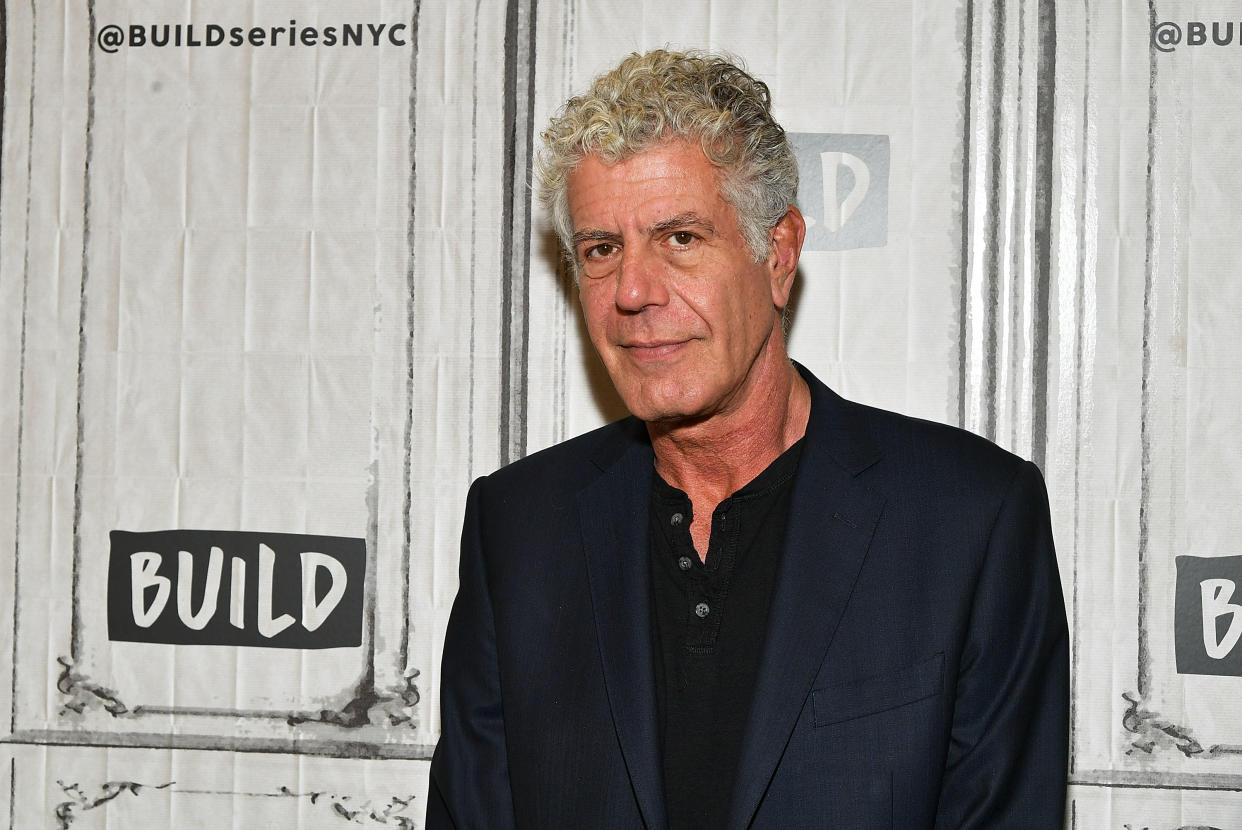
812, 652, 944, 727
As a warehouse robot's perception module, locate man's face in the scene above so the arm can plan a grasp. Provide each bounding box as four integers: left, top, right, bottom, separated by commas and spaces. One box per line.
566, 140, 797, 424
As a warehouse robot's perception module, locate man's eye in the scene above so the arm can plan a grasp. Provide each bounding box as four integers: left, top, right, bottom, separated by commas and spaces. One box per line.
586, 243, 616, 259
669, 231, 695, 247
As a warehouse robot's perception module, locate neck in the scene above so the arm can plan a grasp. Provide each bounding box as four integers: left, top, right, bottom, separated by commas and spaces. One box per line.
648, 350, 810, 506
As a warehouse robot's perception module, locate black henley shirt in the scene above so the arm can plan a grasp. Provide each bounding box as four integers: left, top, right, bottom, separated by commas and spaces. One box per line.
648, 438, 805, 830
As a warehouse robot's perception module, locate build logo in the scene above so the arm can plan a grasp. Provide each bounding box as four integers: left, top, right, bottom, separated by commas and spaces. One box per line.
789, 133, 890, 251
108, 529, 365, 649
1176, 555, 1242, 676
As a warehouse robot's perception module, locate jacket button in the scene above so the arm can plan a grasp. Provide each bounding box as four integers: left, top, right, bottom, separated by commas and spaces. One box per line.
694, 602, 710, 618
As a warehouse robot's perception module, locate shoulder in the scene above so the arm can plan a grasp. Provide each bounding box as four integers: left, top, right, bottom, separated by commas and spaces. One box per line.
846, 400, 1049, 543
801, 366, 1034, 502
474, 416, 648, 506
859, 398, 1023, 477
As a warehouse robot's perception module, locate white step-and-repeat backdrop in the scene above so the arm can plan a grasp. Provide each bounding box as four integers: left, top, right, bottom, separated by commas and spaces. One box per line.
2, 1, 1240, 826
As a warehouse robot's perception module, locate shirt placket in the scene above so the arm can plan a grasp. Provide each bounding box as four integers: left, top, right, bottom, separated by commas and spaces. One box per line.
680, 499, 740, 655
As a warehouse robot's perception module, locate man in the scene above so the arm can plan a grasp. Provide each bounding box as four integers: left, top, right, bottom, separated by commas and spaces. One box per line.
427, 49, 1068, 829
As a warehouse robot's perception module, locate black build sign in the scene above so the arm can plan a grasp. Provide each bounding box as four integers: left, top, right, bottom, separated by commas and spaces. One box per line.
1175, 554, 1242, 677
108, 529, 365, 649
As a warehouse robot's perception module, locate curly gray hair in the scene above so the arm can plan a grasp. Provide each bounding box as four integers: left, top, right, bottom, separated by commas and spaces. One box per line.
536, 49, 799, 264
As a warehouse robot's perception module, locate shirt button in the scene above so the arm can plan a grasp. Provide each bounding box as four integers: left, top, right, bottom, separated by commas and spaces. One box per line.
694, 602, 710, 618
677, 556, 693, 571
670, 512, 684, 526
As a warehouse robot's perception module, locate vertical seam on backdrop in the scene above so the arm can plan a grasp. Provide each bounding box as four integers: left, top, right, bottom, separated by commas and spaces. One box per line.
1031, 0, 1055, 473
555, 0, 574, 448
70, 0, 100, 664
400, 0, 423, 679
468, 0, 482, 480
500, 0, 537, 465
1007, 0, 1027, 453
500, 0, 519, 465
957, 0, 975, 430
0, 0, 6, 237
981, 0, 1006, 443
517, 0, 538, 460
1069, 0, 1088, 777
10, 0, 39, 736
1137, 0, 1158, 701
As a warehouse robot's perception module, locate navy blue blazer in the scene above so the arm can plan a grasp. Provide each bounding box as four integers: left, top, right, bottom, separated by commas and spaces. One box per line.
427, 367, 1068, 829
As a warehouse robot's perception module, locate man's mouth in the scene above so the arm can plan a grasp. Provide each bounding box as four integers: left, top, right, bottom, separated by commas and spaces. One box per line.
619, 340, 690, 360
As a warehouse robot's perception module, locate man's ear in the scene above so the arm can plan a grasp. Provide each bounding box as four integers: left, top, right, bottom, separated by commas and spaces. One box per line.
768, 206, 806, 309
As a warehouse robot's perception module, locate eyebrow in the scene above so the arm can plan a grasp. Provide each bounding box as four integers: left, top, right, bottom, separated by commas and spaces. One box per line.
570, 213, 717, 248
648, 212, 716, 235
570, 228, 621, 248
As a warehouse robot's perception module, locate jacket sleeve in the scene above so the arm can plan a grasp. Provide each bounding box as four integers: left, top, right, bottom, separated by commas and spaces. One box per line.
426, 476, 518, 829
934, 460, 1069, 829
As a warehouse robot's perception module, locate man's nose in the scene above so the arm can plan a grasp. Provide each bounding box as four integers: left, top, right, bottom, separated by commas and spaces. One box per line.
614, 246, 669, 312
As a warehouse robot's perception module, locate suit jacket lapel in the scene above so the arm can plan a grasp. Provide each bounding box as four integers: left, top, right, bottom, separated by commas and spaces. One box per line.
728, 380, 887, 830
578, 429, 668, 830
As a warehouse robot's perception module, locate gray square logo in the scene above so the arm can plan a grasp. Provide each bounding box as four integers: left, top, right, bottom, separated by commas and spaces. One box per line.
789, 133, 889, 251
1175, 554, 1242, 677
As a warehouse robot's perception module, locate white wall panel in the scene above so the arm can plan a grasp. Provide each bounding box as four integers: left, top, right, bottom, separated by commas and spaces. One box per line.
1, 0, 512, 767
